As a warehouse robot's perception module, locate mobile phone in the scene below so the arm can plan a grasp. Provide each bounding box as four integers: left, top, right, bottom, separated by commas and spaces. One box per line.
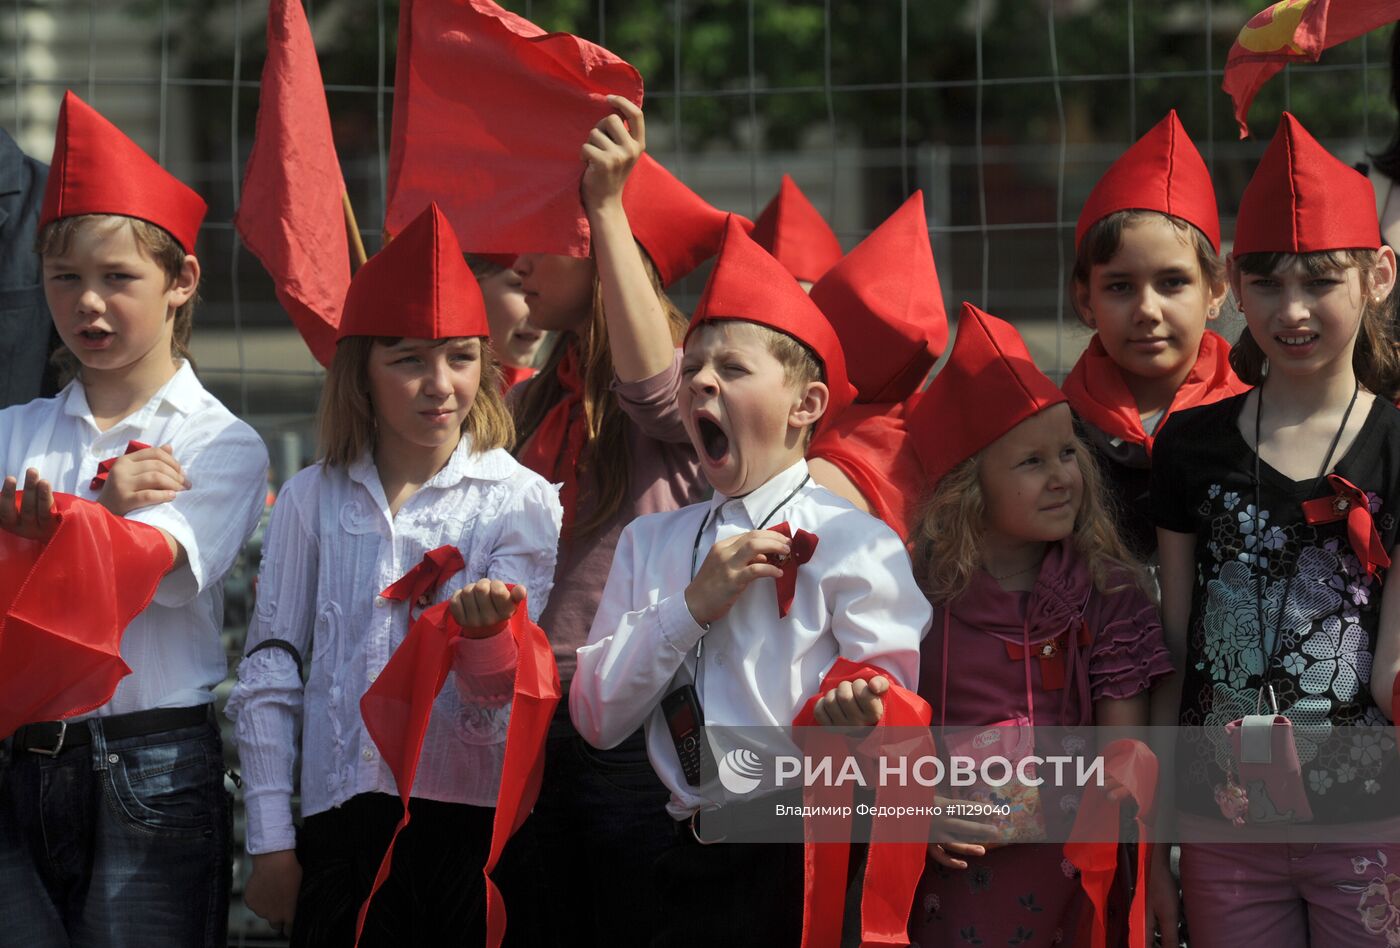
662, 683, 711, 786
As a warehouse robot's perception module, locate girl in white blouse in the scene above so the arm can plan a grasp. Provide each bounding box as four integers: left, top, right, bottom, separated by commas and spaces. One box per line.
227, 204, 562, 947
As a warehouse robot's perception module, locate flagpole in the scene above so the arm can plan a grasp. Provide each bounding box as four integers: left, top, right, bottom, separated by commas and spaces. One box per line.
342, 192, 369, 269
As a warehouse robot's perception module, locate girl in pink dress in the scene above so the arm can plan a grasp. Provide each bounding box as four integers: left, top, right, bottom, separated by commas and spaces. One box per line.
906, 303, 1173, 947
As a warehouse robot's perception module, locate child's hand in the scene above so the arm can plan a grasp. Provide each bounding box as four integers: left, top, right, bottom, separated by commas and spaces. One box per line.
926, 815, 999, 870
813, 675, 889, 727
244, 849, 301, 937
97, 443, 190, 515
450, 579, 526, 637
684, 529, 791, 627
0, 468, 57, 540
580, 95, 645, 213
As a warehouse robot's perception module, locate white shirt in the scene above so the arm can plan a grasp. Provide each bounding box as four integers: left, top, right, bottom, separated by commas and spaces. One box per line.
0, 361, 269, 716
570, 459, 931, 818
226, 438, 562, 855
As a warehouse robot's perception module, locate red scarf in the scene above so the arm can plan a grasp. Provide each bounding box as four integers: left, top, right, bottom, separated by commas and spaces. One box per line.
1062, 331, 1247, 455
355, 592, 560, 947
498, 364, 536, 396
1062, 739, 1159, 948
791, 659, 934, 948
0, 493, 173, 738
516, 346, 586, 535
808, 398, 924, 542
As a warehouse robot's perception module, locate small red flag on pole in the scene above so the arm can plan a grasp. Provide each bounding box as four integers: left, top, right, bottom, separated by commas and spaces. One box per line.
236, 0, 353, 366
1224, 0, 1400, 139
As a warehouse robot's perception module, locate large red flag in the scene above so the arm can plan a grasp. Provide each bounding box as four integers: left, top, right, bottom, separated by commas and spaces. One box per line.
236, 0, 349, 367
385, 0, 643, 258
1224, 0, 1400, 138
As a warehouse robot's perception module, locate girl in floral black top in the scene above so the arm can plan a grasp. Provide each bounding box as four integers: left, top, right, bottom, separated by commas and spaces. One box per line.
1150, 113, 1400, 948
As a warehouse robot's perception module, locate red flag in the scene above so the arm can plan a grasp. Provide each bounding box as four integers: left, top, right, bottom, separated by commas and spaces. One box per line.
0, 494, 173, 738
385, 0, 643, 258
1224, 0, 1400, 138
236, 0, 349, 367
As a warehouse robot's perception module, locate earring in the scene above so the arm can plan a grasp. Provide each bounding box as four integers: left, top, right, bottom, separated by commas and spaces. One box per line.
1208, 307, 1218, 317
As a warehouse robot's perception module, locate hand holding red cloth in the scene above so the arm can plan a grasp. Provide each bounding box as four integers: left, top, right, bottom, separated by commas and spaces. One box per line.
769, 522, 818, 619
88, 440, 152, 491
1063, 739, 1159, 948
792, 659, 934, 948
0, 492, 173, 739
1302, 474, 1392, 579
355, 590, 560, 948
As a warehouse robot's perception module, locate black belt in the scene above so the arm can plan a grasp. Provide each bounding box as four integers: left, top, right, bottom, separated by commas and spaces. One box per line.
8, 704, 214, 757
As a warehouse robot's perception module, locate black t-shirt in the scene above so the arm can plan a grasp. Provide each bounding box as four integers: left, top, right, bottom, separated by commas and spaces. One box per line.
1152, 392, 1400, 823
1076, 415, 1156, 560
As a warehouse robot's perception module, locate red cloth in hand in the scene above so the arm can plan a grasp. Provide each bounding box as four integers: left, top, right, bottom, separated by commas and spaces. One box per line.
769, 522, 818, 619
792, 658, 933, 948
379, 544, 467, 607
1302, 474, 1392, 580
356, 591, 560, 948
88, 440, 152, 492
1063, 739, 1159, 948
0, 492, 173, 739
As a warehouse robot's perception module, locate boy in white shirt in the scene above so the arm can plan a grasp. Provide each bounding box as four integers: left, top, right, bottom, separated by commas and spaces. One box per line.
0, 92, 268, 947
570, 215, 932, 945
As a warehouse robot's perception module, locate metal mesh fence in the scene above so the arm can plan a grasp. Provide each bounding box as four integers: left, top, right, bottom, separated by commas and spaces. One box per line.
1, 1, 1393, 942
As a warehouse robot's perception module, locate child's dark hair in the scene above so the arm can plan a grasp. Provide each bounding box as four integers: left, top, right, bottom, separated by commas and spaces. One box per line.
1070, 209, 1224, 326
1229, 250, 1400, 399
318, 336, 513, 467
37, 214, 198, 380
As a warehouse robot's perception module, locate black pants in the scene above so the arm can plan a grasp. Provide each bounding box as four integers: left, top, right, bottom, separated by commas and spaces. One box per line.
651, 831, 805, 948
291, 792, 540, 948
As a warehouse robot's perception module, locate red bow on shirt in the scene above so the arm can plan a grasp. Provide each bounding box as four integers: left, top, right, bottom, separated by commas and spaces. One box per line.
356, 590, 560, 948
1301, 474, 1392, 579
379, 545, 466, 607
1063, 739, 1159, 948
769, 522, 818, 619
791, 659, 933, 948
516, 345, 586, 537
88, 440, 152, 491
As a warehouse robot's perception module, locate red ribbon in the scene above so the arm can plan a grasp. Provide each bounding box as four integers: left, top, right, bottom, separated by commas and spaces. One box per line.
791, 658, 934, 948
0, 492, 173, 738
355, 589, 560, 947
770, 522, 819, 619
379, 545, 466, 607
516, 346, 586, 536
1302, 474, 1392, 579
88, 440, 153, 492
1062, 739, 1159, 948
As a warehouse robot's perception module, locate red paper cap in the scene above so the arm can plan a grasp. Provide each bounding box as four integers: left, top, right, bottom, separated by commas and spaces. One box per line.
339, 202, 488, 341
686, 215, 857, 431
1075, 110, 1220, 253
751, 175, 843, 284
623, 154, 748, 287
810, 191, 948, 403
909, 302, 1066, 488
40, 91, 207, 253
1235, 112, 1380, 255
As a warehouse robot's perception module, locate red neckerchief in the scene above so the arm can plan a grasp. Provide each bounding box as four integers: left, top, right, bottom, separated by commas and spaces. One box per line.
808, 398, 923, 542
1062, 330, 1248, 456
768, 522, 818, 618
355, 590, 559, 948
1302, 474, 1392, 579
89, 440, 152, 491
516, 345, 586, 535
0, 493, 174, 738
791, 659, 934, 948
498, 364, 536, 396
379, 545, 465, 609
1063, 739, 1159, 948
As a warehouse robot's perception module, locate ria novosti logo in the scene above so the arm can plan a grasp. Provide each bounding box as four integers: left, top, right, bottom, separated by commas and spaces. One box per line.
717, 748, 765, 795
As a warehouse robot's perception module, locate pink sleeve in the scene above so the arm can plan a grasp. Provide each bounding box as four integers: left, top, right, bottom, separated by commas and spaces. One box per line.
1086, 583, 1174, 702
612, 348, 691, 444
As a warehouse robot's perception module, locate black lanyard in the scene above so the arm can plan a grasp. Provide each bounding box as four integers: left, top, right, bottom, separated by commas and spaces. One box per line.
1250, 379, 1360, 712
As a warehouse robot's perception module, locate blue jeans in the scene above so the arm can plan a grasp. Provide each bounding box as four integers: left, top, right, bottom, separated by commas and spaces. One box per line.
0, 712, 231, 948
